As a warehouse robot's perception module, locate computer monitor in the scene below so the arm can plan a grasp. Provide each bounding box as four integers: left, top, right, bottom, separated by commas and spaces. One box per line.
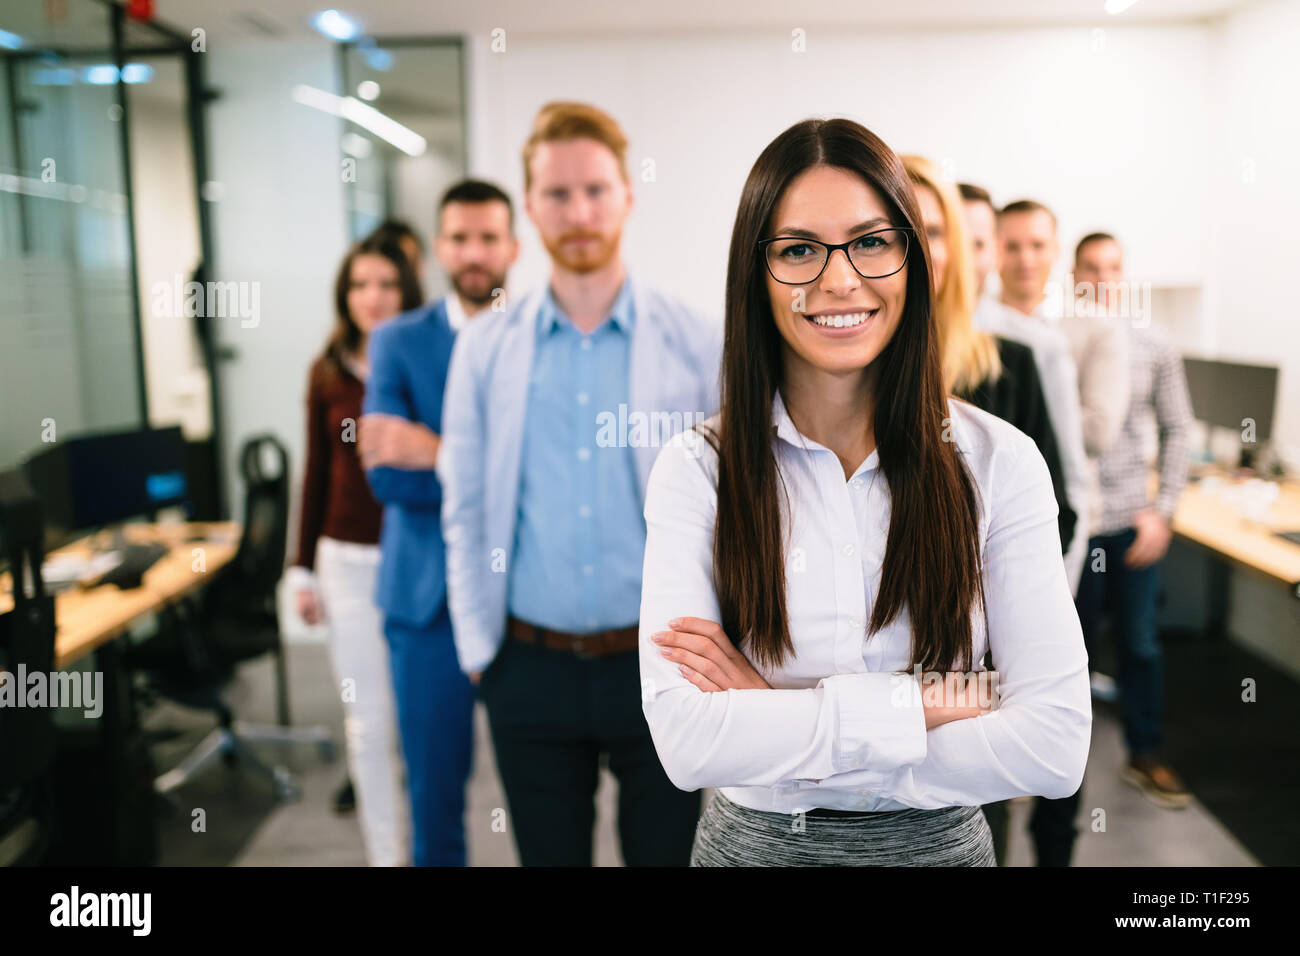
1182, 357, 1278, 443
21, 426, 191, 540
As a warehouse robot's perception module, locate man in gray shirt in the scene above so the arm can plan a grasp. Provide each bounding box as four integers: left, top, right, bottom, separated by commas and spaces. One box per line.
1077, 234, 1194, 809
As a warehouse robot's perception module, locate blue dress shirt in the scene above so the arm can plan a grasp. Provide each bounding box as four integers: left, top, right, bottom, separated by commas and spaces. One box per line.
506, 279, 646, 633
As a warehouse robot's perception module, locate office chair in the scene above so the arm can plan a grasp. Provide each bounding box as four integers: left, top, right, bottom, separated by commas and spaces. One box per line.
0, 471, 58, 865
128, 434, 335, 801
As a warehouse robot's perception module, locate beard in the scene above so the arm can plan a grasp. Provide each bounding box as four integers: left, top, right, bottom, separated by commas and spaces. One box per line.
542, 230, 620, 274
451, 266, 505, 309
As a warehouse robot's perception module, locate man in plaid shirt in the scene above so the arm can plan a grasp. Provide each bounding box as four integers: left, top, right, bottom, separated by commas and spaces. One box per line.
1074, 234, 1195, 814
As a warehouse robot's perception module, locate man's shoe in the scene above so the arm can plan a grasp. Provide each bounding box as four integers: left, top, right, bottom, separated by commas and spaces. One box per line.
332, 776, 356, 815
1121, 754, 1190, 809
1090, 671, 1118, 703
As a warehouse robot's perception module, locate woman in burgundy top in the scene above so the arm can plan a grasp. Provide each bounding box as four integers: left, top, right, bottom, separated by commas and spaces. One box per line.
285, 235, 422, 866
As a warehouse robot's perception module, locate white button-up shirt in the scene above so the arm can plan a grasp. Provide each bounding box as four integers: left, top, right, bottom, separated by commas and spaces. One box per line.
638, 389, 1091, 813
443, 292, 468, 332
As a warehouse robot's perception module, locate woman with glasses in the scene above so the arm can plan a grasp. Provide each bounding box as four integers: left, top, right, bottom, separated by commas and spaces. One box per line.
637, 118, 1091, 866
285, 235, 422, 866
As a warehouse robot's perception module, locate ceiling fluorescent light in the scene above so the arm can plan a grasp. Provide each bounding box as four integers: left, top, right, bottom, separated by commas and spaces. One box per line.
121, 63, 153, 84
291, 84, 426, 156
83, 65, 119, 85
311, 9, 360, 42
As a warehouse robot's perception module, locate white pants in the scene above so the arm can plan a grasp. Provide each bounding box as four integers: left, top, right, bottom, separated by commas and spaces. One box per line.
315, 536, 411, 866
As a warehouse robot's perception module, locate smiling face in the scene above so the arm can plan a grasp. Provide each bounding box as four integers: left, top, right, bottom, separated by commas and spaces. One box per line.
998, 208, 1058, 302
764, 165, 908, 379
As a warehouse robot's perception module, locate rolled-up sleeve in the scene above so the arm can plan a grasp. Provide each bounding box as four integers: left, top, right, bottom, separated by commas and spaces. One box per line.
803, 439, 1093, 807
639, 432, 928, 794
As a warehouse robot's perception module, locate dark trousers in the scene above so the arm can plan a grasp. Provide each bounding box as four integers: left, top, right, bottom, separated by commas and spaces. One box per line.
479, 636, 701, 866
1076, 528, 1165, 756
384, 606, 476, 866
1028, 787, 1082, 867
1029, 528, 1166, 866
982, 793, 1080, 867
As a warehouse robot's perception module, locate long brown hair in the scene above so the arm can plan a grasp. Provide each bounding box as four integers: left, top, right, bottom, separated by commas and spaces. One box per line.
319, 236, 423, 383
706, 118, 985, 674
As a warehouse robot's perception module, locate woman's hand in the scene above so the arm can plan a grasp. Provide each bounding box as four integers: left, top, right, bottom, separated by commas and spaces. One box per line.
652, 617, 771, 691
296, 588, 324, 626
920, 670, 999, 730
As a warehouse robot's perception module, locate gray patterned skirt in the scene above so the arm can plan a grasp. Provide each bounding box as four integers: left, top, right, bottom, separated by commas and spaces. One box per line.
690, 792, 997, 866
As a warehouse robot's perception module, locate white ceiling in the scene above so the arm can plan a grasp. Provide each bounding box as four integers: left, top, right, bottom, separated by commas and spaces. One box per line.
144, 0, 1258, 40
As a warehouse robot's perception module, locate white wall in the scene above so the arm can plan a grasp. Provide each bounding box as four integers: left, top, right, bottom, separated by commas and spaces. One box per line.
205, 38, 349, 612
1206, 0, 1300, 462
466, 23, 1212, 317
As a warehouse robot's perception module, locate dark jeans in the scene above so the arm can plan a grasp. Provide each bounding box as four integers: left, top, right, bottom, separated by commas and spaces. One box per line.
479, 636, 701, 866
1077, 528, 1165, 756
1029, 528, 1165, 866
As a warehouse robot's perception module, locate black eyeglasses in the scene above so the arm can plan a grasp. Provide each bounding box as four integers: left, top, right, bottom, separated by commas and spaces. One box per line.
757, 227, 914, 285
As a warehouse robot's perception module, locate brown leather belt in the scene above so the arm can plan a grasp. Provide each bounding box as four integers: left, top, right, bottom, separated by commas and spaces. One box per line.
507, 616, 638, 659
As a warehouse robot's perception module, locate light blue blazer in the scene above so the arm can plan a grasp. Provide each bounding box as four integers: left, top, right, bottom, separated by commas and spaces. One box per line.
439, 273, 723, 674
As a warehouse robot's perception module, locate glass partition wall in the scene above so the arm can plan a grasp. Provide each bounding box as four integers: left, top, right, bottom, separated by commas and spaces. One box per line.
339, 36, 467, 300
0, 0, 222, 517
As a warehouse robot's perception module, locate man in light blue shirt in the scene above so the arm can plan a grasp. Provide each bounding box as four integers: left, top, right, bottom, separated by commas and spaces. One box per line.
508, 280, 648, 635
440, 102, 720, 865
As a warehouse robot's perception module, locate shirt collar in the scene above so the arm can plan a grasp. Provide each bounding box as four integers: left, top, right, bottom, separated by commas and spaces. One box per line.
443, 292, 468, 332
771, 388, 805, 448
771, 389, 880, 477
536, 274, 636, 338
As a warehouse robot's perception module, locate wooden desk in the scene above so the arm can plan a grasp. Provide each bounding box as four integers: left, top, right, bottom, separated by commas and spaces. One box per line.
1171, 475, 1300, 598
0, 521, 241, 668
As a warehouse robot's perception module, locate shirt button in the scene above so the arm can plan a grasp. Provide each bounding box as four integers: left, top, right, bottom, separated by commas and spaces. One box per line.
849, 616, 863, 630
851, 477, 865, 489
842, 543, 855, 557
583, 564, 594, 576
577, 447, 591, 461
576, 391, 590, 405
578, 505, 591, 518
580, 338, 593, 351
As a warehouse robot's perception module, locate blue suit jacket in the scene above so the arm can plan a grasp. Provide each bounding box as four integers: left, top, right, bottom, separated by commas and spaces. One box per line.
363, 298, 456, 629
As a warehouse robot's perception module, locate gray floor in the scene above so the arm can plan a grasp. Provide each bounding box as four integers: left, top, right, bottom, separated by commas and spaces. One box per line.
147, 640, 1258, 866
